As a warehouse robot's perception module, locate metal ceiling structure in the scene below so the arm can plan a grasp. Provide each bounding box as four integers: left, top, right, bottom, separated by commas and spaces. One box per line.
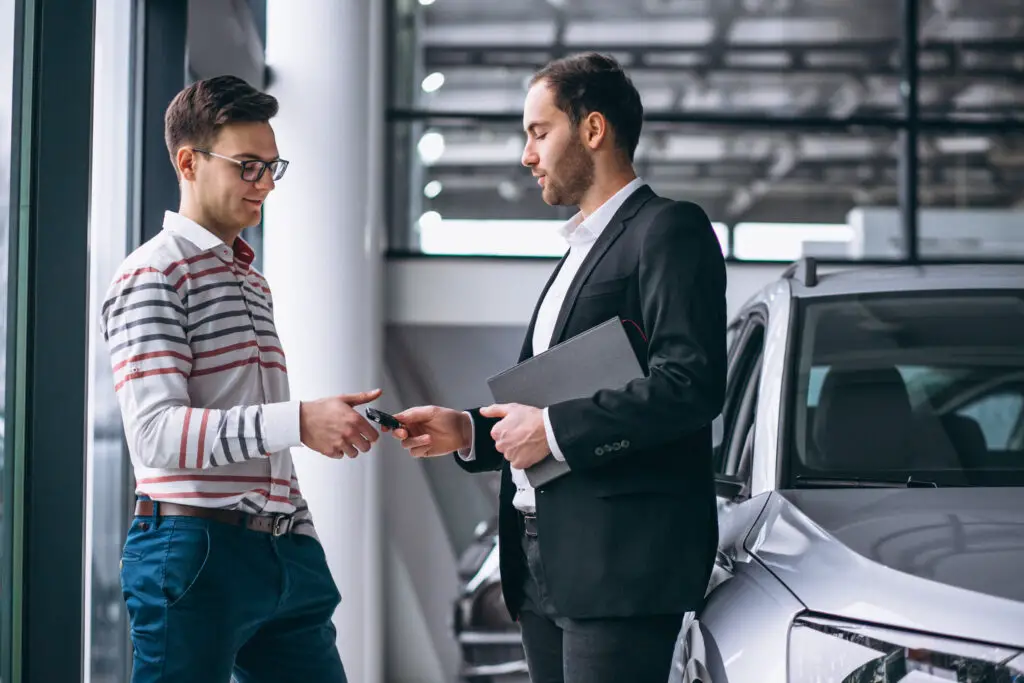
386, 0, 1024, 261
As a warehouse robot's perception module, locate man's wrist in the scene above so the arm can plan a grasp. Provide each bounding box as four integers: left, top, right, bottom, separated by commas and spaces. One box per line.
459, 411, 473, 451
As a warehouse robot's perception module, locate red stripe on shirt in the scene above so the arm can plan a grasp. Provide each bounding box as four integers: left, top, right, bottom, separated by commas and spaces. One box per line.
172, 265, 233, 290
191, 357, 287, 378
180, 408, 193, 469
162, 252, 225, 277
192, 340, 285, 360
114, 267, 163, 284
196, 409, 210, 469
137, 474, 291, 486
114, 366, 189, 392
112, 350, 192, 373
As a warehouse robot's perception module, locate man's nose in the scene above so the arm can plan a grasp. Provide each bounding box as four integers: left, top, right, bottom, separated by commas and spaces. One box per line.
521, 145, 537, 168
255, 170, 276, 191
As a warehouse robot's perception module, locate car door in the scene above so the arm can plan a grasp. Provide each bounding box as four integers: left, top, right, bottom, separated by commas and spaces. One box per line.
710, 309, 770, 589
670, 310, 771, 683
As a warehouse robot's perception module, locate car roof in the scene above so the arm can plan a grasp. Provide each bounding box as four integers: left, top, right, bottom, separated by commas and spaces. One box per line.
789, 263, 1024, 299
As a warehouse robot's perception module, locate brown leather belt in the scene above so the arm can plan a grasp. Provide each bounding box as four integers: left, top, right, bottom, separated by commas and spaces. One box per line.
134, 500, 297, 536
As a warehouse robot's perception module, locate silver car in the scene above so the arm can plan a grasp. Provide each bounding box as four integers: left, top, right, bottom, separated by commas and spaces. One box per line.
673, 260, 1024, 682
455, 260, 1024, 682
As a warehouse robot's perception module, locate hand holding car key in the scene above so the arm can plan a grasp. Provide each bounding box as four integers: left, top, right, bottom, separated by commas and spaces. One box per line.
364, 406, 405, 431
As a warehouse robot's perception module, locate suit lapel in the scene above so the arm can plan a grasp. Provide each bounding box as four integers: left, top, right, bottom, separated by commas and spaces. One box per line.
518, 253, 568, 362
548, 186, 655, 348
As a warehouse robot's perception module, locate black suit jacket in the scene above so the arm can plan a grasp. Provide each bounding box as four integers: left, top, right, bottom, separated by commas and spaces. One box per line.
455, 185, 727, 620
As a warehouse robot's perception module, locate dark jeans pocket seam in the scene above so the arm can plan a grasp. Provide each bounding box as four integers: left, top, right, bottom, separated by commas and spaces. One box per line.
164, 524, 211, 609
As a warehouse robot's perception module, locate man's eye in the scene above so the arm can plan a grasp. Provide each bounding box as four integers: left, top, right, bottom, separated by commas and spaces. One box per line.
536, 133, 547, 140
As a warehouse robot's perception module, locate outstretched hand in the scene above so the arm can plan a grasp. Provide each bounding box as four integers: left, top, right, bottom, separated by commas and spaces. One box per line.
300, 388, 383, 458
384, 405, 472, 458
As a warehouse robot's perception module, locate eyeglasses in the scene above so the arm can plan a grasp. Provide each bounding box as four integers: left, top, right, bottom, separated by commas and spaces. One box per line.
192, 148, 289, 182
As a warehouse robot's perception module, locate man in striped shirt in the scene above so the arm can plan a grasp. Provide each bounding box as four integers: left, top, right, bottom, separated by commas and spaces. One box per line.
102, 75, 377, 682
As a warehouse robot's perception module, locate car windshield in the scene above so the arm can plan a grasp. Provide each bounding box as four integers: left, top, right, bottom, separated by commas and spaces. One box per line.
787, 291, 1024, 487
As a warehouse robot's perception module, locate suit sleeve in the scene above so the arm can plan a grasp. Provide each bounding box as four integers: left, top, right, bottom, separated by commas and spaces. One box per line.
547, 201, 727, 471
451, 408, 505, 473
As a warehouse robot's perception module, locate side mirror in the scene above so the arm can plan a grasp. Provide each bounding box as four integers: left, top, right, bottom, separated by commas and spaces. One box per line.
714, 474, 745, 501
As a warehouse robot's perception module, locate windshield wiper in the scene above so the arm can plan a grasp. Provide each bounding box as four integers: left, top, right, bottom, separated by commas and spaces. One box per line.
793, 475, 939, 489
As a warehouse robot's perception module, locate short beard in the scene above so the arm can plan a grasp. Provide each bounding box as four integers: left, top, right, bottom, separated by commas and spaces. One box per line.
544, 135, 594, 207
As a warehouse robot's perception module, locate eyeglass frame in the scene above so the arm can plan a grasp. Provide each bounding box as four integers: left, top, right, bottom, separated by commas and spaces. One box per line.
191, 148, 289, 182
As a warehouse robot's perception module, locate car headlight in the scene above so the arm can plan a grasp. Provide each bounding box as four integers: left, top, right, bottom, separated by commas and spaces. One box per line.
789, 615, 1024, 682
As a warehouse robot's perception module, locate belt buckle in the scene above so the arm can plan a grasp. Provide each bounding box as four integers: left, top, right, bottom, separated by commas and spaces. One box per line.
271, 514, 289, 536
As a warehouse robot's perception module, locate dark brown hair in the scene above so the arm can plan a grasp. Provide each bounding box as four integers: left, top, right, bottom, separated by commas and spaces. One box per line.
164, 75, 279, 168
530, 52, 643, 161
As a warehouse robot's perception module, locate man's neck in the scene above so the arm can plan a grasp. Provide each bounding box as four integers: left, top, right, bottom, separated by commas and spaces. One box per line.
178, 201, 241, 246
578, 166, 638, 218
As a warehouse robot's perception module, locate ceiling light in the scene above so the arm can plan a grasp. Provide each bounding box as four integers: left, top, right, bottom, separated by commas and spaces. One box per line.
417, 211, 442, 232
424, 180, 443, 198
417, 131, 445, 165
418, 0, 435, 5
421, 72, 445, 93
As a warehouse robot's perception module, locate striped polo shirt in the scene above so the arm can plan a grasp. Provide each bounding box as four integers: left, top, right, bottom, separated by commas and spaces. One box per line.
100, 210, 314, 536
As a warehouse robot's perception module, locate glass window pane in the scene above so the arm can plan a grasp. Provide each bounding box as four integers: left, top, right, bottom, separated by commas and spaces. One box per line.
392, 0, 903, 120
0, 0, 15, 677
917, 131, 1024, 259
918, 0, 1024, 123
389, 119, 896, 259
86, 1, 133, 680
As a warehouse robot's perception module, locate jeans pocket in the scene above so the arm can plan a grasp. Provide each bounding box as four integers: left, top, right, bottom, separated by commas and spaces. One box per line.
163, 522, 212, 608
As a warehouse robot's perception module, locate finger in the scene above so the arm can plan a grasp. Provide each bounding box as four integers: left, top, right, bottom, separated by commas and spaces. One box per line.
340, 388, 383, 407
357, 420, 380, 444
341, 442, 359, 458
353, 434, 373, 453
403, 435, 432, 450
394, 406, 434, 424
409, 444, 438, 458
392, 428, 409, 440
479, 403, 510, 419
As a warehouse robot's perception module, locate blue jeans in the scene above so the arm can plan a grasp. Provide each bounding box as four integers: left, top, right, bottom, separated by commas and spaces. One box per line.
120, 511, 347, 683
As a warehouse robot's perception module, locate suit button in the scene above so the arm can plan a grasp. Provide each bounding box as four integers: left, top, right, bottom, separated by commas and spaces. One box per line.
595, 447, 604, 456
621, 440, 630, 448
611, 443, 621, 451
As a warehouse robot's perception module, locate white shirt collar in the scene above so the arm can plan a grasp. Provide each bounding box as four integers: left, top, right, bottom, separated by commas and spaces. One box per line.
162, 210, 226, 252
558, 177, 646, 246
162, 210, 256, 266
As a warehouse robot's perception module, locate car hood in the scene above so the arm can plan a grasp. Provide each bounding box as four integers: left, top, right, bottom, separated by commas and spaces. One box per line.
748, 488, 1024, 647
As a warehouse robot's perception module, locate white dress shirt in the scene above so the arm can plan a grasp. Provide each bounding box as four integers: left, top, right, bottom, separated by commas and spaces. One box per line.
461, 177, 647, 513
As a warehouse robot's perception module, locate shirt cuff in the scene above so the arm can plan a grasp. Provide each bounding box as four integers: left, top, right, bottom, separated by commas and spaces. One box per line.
543, 407, 566, 462
457, 411, 476, 461
263, 400, 303, 454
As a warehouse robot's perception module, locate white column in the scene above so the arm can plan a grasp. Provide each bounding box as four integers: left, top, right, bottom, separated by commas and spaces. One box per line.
263, 2, 385, 682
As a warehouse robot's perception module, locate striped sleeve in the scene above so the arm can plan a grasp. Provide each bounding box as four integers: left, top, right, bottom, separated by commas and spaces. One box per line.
101, 267, 301, 470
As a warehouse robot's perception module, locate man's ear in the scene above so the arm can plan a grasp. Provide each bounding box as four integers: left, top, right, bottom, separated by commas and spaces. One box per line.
176, 146, 197, 182
582, 111, 608, 151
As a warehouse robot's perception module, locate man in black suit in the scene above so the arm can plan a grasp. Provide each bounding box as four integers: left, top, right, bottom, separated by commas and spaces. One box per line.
389, 52, 727, 683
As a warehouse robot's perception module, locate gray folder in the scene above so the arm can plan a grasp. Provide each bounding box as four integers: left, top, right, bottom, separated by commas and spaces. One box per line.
486, 317, 644, 487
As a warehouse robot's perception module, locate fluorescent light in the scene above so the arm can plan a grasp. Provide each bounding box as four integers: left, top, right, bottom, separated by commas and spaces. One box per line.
418, 0, 435, 6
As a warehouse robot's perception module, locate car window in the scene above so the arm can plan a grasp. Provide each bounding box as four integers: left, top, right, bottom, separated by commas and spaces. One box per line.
957, 391, 1024, 451
714, 316, 765, 476
787, 292, 1024, 488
